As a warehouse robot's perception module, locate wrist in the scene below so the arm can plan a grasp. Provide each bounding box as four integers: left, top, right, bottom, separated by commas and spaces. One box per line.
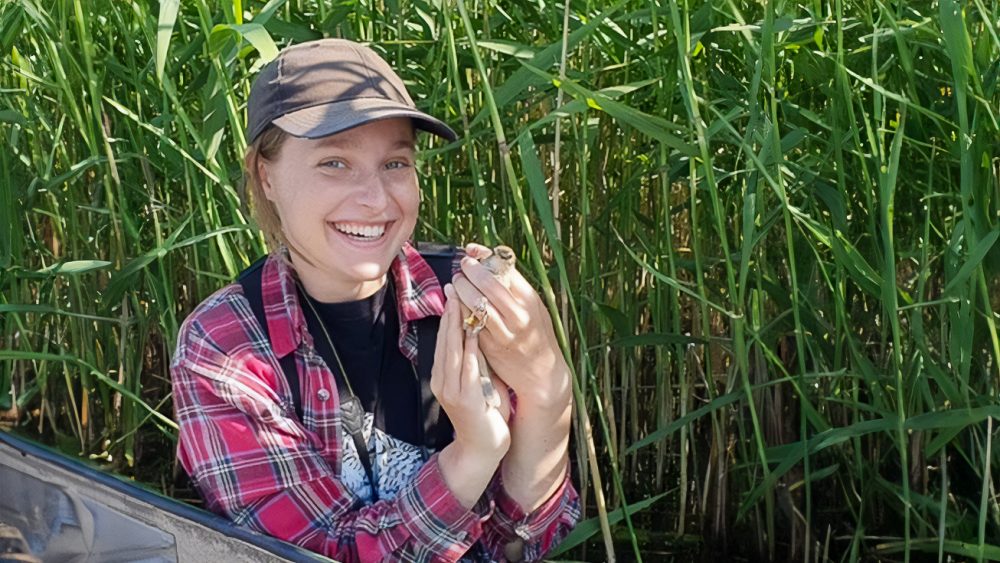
499, 449, 570, 513
438, 441, 505, 510
448, 434, 509, 467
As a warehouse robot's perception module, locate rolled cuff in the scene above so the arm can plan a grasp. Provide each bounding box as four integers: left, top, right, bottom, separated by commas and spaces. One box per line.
395, 453, 487, 559
486, 466, 580, 561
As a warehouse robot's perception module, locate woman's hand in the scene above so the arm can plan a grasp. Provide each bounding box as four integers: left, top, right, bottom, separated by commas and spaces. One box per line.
453, 244, 574, 513
431, 283, 512, 508
451, 243, 571, 410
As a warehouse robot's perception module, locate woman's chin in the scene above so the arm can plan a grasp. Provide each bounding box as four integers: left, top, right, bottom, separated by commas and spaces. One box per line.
289, 246, 390, 284
348, 264, 390, 283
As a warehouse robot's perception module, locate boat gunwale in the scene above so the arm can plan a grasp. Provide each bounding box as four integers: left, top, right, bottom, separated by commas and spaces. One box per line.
0, 430, 327, 562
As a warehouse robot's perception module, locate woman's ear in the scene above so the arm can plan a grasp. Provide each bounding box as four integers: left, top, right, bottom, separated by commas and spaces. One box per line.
257, 157, 276, 201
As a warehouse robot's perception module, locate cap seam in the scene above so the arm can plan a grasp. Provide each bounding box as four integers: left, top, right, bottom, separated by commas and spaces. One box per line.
348, 42, 379, 94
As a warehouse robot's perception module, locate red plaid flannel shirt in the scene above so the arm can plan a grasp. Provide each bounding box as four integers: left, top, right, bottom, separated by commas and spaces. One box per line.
171, 243, 579, 562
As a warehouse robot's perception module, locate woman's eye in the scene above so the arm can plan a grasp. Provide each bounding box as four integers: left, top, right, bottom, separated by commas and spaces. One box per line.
385, 160, 410, 170
321, 159, 346, 169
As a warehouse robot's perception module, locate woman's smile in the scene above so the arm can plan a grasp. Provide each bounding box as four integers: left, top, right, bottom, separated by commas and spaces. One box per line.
330, 221, 391, 242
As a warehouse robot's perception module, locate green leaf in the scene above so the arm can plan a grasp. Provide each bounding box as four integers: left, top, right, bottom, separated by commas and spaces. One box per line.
471, 0, 629, 128
525, 78, 661, 133
477, 40, 536, 60
35, 260, 111, 275
520, 63, 696, 156
904, 406, 1000, 432
254, 0, 289, 24
209, 23, 279, 69
0, 304, 119, 323
155, 0, 180, 81
940, 228, 999, 298
611, 332, 708, 347
262, 17, 320, 43
100, 216, 191, 311
939, 0, 974, 88
592, 303, 631, 338
614, 228, 738, 318
0, 110, 27, 126
876, 539, 1000, 559
0, 351, 177, 431
740, 417, 895, 516
629, 389, 744, 453
548, 492, 669, 556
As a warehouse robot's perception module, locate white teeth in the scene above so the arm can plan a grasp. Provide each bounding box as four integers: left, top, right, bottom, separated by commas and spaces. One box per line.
333, 222, 386, 239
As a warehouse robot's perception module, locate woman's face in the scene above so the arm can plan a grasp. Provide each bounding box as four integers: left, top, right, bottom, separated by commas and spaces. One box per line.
259, 117, 420, 302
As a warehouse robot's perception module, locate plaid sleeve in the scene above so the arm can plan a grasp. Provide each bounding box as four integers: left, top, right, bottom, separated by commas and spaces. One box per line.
480, 468, 580, 561
172, 293, 486, 563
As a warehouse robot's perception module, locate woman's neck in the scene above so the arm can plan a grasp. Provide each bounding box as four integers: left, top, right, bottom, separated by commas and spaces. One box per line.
290, 254, 387, 304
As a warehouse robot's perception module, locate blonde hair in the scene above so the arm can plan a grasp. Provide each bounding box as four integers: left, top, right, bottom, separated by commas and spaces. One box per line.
243, 126, 292, 254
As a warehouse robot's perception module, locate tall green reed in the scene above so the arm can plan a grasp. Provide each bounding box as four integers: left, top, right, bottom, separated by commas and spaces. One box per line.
2, 1, 999, 560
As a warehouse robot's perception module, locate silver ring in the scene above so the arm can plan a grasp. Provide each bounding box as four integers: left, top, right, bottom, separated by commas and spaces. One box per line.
464, 298, 489, 334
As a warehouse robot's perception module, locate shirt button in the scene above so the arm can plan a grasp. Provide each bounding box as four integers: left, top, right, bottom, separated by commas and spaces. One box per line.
503, 538, 525, 562
317, 388, 331, 401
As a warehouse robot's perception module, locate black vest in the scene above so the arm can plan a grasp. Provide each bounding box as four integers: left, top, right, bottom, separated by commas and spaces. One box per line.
236, 243, 456, 452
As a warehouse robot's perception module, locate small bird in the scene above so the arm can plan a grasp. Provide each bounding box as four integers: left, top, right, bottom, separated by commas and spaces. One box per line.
464, 245, 516, 409
479, 245, 516, 287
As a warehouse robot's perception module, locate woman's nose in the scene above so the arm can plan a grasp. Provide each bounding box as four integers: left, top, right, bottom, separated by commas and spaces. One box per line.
355, 172, 389, 209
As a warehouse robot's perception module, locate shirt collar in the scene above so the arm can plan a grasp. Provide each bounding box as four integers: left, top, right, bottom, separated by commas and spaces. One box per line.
260, 242, 446, 360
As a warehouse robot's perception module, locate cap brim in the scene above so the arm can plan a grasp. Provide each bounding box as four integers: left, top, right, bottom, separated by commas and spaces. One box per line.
271, 98, 457, 142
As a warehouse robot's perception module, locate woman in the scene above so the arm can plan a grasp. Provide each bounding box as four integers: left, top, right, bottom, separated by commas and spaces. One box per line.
171, 38, 579, 562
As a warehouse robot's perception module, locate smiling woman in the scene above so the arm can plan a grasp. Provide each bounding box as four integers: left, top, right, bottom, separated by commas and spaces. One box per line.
169, 38, 579, 563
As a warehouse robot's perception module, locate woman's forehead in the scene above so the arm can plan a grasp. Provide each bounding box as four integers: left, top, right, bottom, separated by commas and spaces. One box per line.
308, 118, 416, 149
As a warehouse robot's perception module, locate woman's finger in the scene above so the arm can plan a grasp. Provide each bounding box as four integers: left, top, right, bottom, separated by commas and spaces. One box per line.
441, 285, 465, 401
444, 288, 465, 398
430, 285, 453, 398
490, 373, 512, 422
483, 263, 541, 332
451, 276, 516, 342
506, 267, 541, 307
461, 331, 482, 399
458, 256, 529, 319
463, 242, 492, 260
450, 275, 490, 317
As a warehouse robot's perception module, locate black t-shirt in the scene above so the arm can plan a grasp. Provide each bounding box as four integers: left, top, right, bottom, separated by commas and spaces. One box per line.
297, 281, 422, 445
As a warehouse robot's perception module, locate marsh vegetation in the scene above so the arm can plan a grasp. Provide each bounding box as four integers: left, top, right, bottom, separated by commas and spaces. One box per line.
2, 0, 1000, 560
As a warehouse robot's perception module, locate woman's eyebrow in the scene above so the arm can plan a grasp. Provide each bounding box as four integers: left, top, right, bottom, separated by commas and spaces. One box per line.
315, 136, 360, 150
392, 139, 416, 151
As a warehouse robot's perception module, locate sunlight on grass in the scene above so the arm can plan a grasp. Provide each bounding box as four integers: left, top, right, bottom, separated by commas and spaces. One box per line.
2, 0, 999, 560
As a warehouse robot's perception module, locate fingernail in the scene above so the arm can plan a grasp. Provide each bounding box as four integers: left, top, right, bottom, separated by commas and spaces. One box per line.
461, 256, 476, 266
443, 283, 454, 297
